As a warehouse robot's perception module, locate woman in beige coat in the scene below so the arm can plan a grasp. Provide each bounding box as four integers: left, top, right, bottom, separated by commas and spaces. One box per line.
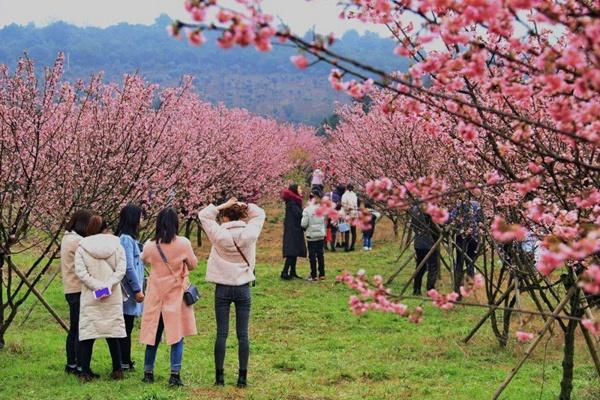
139, 207, 198, 387
198, 198, 265, 388
74, 216, 127, 381
60, 209, 92, 375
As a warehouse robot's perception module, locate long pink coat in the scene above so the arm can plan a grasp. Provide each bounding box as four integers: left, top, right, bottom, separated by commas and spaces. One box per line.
139, 236, 198, 346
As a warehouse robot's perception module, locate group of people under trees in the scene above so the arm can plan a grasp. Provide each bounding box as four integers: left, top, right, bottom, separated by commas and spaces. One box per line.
280, 169, 382, 281
285, 166, 490, 297
60, 198, 265, 388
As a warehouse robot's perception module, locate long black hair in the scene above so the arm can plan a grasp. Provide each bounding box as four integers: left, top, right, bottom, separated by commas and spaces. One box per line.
115, 203, 144, 239
154, 207, 179, 244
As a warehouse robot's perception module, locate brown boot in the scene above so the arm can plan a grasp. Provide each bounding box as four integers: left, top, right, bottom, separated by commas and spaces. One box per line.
111, 370, 124, 380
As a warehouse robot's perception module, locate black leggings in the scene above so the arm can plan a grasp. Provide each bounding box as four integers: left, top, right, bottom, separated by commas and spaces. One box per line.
79, 338, 122, 373
282, 256, 298, 276
65, 293, 81, 367
344, 226, 357, 250
214, 284, 251, 371
119, 314, 136, 366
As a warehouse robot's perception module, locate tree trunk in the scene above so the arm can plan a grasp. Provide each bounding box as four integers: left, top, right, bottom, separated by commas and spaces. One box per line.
184, 218, 193, 239
559, 290, 583, 400
0, 251, 4, 349
392, 217, 400, 240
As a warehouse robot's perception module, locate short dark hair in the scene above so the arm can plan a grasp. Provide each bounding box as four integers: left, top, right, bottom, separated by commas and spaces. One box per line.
288, 183, 299, 195
219, 203, 249, 222
86, 215, 106, 236
347, 183, 355, 191
155, 207, 179, 244
310, 189, 322, 199
65, 209, 93, 237
115, 203, 144, 239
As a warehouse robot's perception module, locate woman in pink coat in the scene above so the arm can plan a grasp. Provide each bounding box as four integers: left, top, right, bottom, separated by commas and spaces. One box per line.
198, 198, 265, 388
139, 207, 198, 387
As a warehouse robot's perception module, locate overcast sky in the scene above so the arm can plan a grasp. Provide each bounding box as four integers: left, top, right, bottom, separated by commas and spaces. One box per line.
0, 0, 389, 35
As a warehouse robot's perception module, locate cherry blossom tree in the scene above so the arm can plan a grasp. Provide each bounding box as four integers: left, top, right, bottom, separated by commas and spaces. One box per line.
0, 54, 316, 346
174, 1, 600, 397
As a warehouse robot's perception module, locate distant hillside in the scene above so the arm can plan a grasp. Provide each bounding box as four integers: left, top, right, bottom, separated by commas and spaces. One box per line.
0, 15, 409, 125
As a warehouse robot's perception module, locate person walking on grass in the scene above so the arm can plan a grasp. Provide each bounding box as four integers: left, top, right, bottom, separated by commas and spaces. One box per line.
361, 201, 382, 251
281, 184, 307, 280
341, 183, 358, 252
139, 207, 198, 387
115, 204, 146, 372
302, 190, 327, 282
450, 197, 484, 295
327, 184, 345, 251
198, 198, 266, 388
60, 209, 92, 376
409, 204, 440, 296
74, 215, 126, 382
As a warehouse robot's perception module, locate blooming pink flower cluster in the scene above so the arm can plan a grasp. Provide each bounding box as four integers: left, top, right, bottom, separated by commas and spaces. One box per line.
337, 271, 415, 320
516, 331, 535, 343
579, 265, 600, 295
490, 217, 527, 243
581, 319, 600, 338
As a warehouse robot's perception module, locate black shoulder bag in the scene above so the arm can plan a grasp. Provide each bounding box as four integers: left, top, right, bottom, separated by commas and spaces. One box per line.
156, 241, 201, 306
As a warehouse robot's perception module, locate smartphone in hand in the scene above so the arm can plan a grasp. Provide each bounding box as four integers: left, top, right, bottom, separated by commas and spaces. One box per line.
94, 287, 111, 300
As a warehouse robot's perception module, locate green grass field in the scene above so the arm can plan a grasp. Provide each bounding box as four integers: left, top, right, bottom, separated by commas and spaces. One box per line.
0, 213, 598, 400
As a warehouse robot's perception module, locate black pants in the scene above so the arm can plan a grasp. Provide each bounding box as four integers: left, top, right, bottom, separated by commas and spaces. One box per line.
308, 240, 325, 278
413, 247, 439, 294
65, 293, 81, 367
79, 337, 122, 373
282, 256, 298, 276
119, 314, 136, 366
454, 235, 479, 293
329, 225, 338, 250
344, 226, 357, 250
215, 284, 251, 371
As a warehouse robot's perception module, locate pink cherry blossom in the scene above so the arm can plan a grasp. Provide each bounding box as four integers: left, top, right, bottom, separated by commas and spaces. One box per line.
516, 331, 535, 342
290, 55, 309, 70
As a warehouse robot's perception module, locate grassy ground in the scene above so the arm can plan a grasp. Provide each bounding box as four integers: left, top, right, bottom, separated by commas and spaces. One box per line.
0, 208, 598, 400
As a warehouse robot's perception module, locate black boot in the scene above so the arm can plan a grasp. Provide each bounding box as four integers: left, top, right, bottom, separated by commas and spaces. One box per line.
290, 265, 302, 280
237, 369, 247, 388
215, 368, 225, 386
280, 271, 291, 280
64, 365, 79, 375
168, 372, 184, 387
142, 371, 155, 384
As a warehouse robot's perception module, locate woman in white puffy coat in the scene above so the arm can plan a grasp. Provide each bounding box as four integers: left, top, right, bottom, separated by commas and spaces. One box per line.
74, 215, 127, 381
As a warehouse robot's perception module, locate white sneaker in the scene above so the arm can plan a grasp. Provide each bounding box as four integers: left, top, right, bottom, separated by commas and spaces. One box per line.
367, 247, 372, 251
363, 246, 369, 251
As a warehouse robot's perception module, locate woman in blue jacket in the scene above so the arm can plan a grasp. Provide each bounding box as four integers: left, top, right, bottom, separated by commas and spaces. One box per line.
115, 204, 146, 371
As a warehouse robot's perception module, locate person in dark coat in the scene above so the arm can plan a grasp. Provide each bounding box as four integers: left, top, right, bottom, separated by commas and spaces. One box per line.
281, 184, 307, 280
450, 199, 484, 294
409, 204, 440, 295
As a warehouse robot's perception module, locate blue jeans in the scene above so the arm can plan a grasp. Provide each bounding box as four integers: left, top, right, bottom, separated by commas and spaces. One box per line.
215, 284, 251, 371
363, 233, 372, 248
144, 316, 184, 373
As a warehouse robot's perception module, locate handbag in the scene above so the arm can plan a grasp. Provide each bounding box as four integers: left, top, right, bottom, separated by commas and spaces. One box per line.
156, 241, 200, 306
338, 222, 350, 233
233, 238, 256, 287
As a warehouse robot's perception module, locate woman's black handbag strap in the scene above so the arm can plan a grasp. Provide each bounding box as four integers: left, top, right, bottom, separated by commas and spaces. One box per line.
155, 240, 200, 305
